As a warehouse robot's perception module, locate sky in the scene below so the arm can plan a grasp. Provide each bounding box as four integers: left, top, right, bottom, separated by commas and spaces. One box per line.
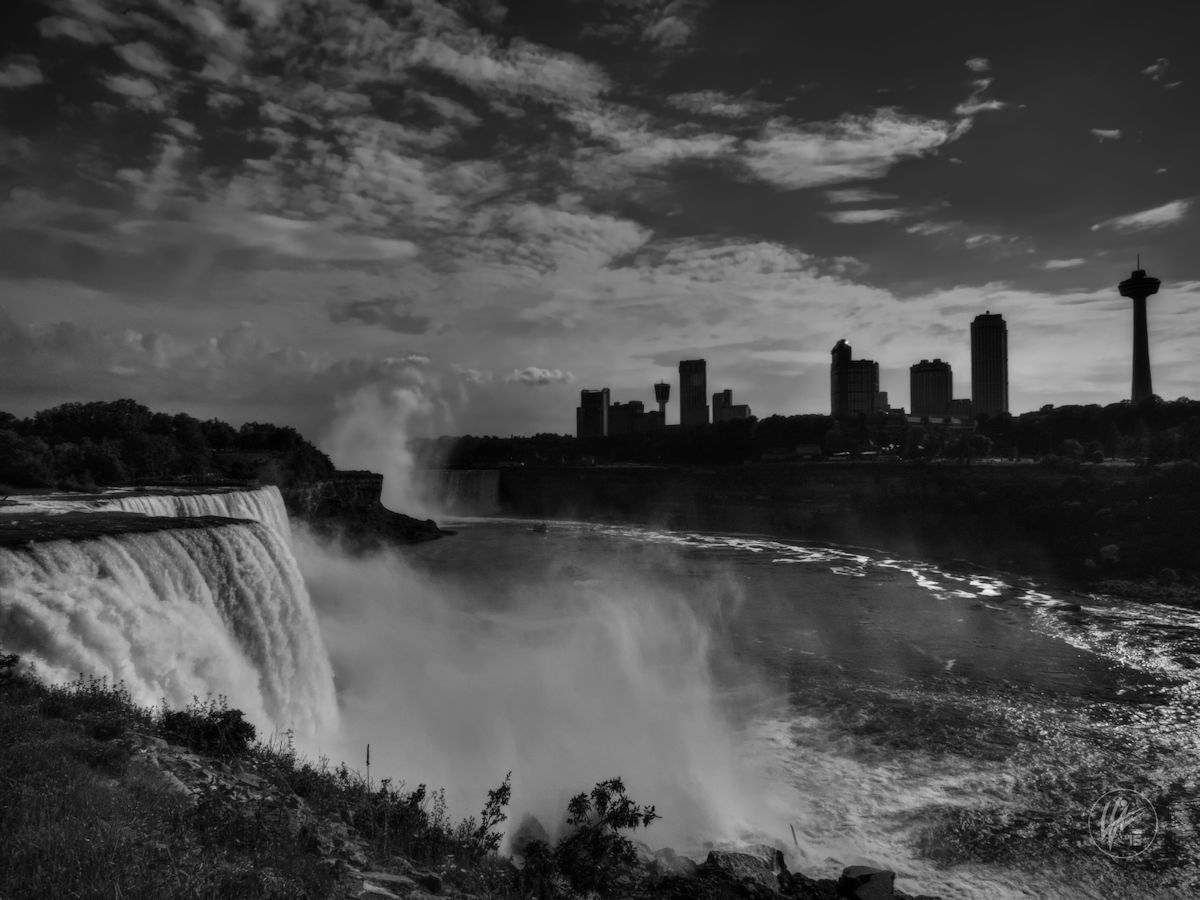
1, 0, 1198, 446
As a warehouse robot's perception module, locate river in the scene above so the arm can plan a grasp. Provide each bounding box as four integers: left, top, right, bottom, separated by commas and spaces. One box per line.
378, 517, 1200, 899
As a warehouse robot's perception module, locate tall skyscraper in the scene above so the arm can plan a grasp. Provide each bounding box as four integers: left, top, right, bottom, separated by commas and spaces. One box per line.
910, 359, 952, 416
1118, 265, 1161, 404
654, 381, 670, 421
830, 340, 880, 415
970, 312, 1008, 416
679, 359, 708, 427
575, 388, 609, 438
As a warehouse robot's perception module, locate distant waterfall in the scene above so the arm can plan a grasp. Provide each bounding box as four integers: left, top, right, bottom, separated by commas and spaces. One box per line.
0, 494, 336, 741
421, 469, 501, 515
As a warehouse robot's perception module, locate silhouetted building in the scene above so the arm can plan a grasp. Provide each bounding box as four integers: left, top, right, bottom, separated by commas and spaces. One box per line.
607, 400, 643, 436
876, 391, 891, 412
712, 389, 751, 423
654, 382, 670, 422
575, 388, 609, 438
950, 398, 974, 417
1119, 265, 1161, 403
679, 359, 709, 427
830, 340, 880, 415
970, 312, 1008, 416
910, 359, 952, 417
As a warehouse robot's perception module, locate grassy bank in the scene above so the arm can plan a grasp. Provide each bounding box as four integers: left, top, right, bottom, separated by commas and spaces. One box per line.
5, 653, 922, 900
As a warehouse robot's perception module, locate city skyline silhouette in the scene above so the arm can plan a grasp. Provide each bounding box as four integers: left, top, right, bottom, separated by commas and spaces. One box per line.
0, 3, 1195, 441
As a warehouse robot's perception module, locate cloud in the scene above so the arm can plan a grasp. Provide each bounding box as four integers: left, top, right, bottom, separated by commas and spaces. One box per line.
504, 367, 575, 386
824, 187, 897, 204
114, 41, 173, 78
954, 75, 1006, 117
963, 233, 1008, 248
1042, 258, 1086, 270
1142, 58, 1169, 81
1091, 128, 1121, 142
1091, 200, 1190, 232
0, 56, 45, 88
329, 299, 433, 334
452, 365, 493, 385
104, 73, 163, 111
117, 208, 421, 262
411, 35, 610, 107
965, 57, 990, 73
666, 90, 776, 119
905, 220, 955, 236
743, 110, 959, 190
825, 208, 905, 224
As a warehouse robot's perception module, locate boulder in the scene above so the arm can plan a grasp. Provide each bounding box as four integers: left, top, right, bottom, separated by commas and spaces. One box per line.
836, 866, 895, 900
701, 848, 780, 892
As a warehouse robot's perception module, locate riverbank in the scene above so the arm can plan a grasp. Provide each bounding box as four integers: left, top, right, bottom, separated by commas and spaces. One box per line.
0, 654, 940, 900
485, 461, 1200, 608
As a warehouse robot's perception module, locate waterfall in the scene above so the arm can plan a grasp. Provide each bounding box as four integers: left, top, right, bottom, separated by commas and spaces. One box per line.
33, 486, 293, 538
420, 469, 501, 515
0, 489, 336, 741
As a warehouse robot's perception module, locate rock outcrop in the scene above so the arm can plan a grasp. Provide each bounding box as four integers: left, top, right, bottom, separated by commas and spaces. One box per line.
281, 471, 445, 548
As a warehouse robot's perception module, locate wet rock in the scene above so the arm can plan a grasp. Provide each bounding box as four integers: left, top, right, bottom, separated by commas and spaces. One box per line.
361, 871, 420, 893
700, 848, 780, 893
652, 847, 699, 878
836, 865, 895, 900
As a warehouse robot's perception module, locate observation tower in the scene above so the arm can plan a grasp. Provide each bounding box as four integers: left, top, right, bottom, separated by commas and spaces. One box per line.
1118, 261, 1161, 404
654, 381, 670, 420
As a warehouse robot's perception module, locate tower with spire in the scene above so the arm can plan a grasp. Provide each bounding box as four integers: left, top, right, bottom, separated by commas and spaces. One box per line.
1118, 258, 1161, 404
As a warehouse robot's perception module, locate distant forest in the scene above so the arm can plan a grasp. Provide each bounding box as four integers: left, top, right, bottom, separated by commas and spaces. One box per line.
414, 397, 1200, 468
0, 399, 334, 491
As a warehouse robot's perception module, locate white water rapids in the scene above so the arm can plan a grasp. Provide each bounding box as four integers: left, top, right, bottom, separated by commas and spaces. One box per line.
0, 487, 335, 741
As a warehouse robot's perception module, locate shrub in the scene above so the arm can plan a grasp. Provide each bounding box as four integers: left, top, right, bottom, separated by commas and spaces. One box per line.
160, 695, 256, 756
554, 778, 659, 896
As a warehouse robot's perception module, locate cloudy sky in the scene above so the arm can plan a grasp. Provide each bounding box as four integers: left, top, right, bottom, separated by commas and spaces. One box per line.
1, 0, 1198, 446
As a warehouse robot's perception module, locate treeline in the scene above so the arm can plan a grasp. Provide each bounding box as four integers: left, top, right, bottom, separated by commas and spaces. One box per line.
413, 396, 1200, 468
0, 399, 334, 491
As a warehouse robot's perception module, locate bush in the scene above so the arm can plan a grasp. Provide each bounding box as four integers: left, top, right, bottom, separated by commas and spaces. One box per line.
160, 695, 256, 756
554, 778, 659, 896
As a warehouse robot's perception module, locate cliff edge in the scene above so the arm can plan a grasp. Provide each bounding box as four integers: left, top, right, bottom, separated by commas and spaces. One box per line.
281, 470, 446, 549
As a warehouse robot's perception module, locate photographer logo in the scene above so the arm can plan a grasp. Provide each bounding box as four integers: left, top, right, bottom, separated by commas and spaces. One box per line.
1088, 789, 1158, 859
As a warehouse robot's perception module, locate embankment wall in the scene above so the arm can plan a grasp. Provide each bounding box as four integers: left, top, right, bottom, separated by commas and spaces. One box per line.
491, 462, 1200, 585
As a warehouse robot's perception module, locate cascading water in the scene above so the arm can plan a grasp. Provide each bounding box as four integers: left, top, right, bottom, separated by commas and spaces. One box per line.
25, 486, 293, 538
0, 486, 336, 742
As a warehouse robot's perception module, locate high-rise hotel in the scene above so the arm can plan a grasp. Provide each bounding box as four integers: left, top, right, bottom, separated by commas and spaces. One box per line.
970, 312, 1008, 416
830, 340, 880, 415
679, 359, 709, 427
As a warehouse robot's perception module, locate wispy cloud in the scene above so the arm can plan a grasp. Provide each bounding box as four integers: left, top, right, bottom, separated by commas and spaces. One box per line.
329, 299, 432, 334
1042, 258, 1086, 270
744, 110, 958, 190
825, 187, 897, 204
1091, 128, 1121, 142
1142, 58, 1169, 81
906, 221, 956, 236
666, 90, 776, 119
1091, 199, 1190, 232
0, 56, 45, 88
504, 367, 575, 386
825, 208, 905, 224
965, 57, 990, 73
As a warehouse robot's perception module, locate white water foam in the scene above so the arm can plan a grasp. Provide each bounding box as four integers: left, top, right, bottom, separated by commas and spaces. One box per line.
0, 490, 335, 742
